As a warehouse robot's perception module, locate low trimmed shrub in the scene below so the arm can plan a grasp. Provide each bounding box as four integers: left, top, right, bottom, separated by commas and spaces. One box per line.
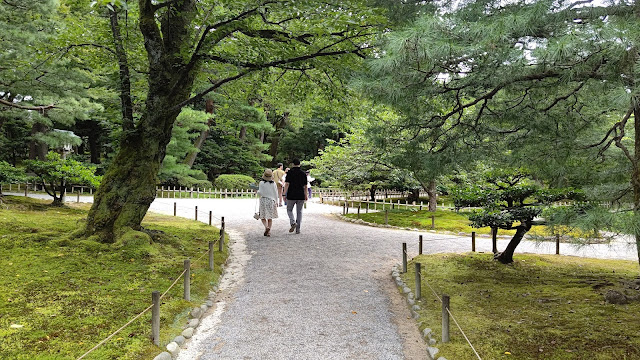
213, 174, 256, 190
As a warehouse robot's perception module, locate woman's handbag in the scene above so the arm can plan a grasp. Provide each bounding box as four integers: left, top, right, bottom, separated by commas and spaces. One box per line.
253, 196, 260, 220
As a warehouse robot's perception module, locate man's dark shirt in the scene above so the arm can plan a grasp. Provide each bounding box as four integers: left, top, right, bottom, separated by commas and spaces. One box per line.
285, 167, 306, 200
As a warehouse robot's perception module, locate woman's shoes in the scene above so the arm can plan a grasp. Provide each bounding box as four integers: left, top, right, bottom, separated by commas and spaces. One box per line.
264, 228, 271, 237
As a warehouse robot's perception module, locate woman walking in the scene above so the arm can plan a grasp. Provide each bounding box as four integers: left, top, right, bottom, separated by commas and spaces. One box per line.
258, 169, 279, 236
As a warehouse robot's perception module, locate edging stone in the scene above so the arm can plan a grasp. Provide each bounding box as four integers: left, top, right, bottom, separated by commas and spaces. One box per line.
392, 263, 445, 360
152, 238, 232, 359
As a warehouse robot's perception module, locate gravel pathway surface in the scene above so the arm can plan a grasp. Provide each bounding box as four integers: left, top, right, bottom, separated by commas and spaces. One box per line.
9, 193, 639, 358
147, 197, 638, 360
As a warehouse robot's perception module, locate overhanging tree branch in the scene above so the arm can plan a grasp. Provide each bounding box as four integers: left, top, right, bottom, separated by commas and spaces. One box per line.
0, 99, 56, 111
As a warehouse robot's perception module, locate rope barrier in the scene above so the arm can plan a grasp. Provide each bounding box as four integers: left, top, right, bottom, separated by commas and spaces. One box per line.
446, 308, 483, 360
76, 304, 154, 360
77, 238, 222, 358
419, 271, 481, 360
171, 203, 224, 221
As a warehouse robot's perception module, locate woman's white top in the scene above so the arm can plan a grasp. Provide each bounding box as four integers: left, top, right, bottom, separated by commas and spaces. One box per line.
258, 181, 278, 201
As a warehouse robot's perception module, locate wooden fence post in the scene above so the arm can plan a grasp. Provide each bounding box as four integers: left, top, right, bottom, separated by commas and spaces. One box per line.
209, 241, 214, 271
219, 217, 225, 252
357, 205, 360, 218
419, 235, 423, 255
442, 294, 450, 343
385, 209, 389, 225
195, 206, 198, 221
209, 211, 212, 226
472, 231, 476, 252
152, 291, 160, 346
174, 202, 176, 216
77, 191, 80, 203
184, 259, 191, 301
556, 234, 560, 255
415, 262, 421, 300
402, 242, 407, 273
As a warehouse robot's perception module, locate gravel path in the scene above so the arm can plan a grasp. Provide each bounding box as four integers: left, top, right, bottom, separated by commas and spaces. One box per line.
9, 193, 639, 358
146, 197, 638, 360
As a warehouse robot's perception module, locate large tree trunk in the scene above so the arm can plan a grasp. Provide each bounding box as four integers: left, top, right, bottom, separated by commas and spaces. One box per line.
633, 106, 640, 264
183, 99, 215, 168
426, 180, 437, 212
407, 188, 420, 203
29, 122, 48, 160
495, 222, 532, 264
85, 0, 197, 239
268, 112, 289, 164
369, 184, 377, 201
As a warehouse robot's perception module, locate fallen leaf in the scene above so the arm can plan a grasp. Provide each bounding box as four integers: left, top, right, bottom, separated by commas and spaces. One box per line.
504, 351, 511, 355
10, 324, 24, 329
352, 311, 357, 314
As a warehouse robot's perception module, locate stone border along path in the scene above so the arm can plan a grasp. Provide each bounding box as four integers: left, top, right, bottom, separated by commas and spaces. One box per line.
148, 197, 638, 360
8, 193, 639, 359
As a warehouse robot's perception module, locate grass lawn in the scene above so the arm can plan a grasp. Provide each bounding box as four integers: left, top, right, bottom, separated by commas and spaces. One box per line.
0, 196, 228, 359
343, 208, 537, 236
402, 253, 640, 359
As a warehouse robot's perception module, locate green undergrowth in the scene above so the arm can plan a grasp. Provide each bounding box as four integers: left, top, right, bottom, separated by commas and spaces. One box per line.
0, 196, 229, 359
402, 253, 640, 359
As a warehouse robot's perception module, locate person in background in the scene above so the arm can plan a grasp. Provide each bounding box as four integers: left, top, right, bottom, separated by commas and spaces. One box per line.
284, 159, 307, 234
257, 169, 278, 236
306, 170, 315, 200
282, 167, 290, 205
273, 163, 286, 206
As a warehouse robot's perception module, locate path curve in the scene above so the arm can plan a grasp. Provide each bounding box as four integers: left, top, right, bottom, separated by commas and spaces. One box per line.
9, 193, 639, 358
147, 198, 638, 359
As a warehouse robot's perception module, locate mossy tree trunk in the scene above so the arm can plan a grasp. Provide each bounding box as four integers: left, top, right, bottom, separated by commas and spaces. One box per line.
634, 107, 640, 264
426, 180, 437, 212
85, 0, 197, 238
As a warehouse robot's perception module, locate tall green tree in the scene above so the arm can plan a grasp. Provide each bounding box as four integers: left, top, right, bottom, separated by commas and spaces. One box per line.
362, 0, 640, 263
82, 0, 385, 239
0, 0, 102, 161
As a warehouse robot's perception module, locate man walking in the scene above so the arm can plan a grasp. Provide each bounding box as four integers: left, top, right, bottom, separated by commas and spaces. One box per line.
283, 159, 307, 234
273, 163, 286, 206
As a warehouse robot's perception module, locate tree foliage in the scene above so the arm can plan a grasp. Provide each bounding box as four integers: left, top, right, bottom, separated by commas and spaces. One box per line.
24, 152, 101, 205
452, 168, 584, 263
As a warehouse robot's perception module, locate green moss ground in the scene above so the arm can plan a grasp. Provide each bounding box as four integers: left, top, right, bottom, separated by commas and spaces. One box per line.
402, 253, 640, 359
0, 196, 228, 359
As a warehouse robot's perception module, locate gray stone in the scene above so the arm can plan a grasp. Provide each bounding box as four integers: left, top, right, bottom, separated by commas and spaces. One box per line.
173, 335, 186, 346
166, 342, 179, 355
422, 328, 432, 337
206, 300, 214, 307
191, 307, 202, 318
200, 304, 208, 313
437, 357, 447, 360
605, 289, 630, 304
411, 310, 419, 319
182, 327, 194, 338
428, 346, 439, 358
407, 298, 415, 306
412, 305, 421, 311
407, 292, 414, 299
188, 318, 199, 328
153, 352, 172, 360
402, 286, 411, 294
429, 338, 437, 346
